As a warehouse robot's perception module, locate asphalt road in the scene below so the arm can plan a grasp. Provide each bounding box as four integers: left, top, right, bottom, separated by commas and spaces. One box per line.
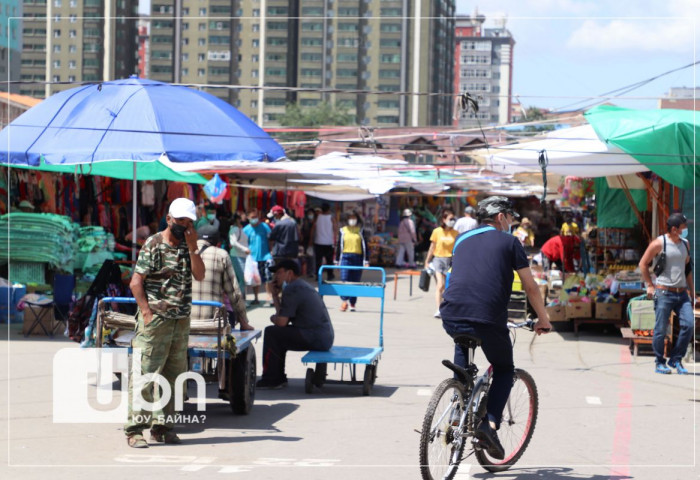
1, 270, 697, 479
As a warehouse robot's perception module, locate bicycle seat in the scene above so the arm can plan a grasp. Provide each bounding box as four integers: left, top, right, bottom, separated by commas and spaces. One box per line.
452, 333, 481, 347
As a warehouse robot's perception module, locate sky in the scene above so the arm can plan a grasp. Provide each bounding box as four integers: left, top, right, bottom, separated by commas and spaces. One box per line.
455, 0, 698, 111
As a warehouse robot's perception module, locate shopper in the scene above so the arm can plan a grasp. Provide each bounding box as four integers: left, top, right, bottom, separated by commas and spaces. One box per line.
268, 205, 300, 262
192, 223, 252, 331
309, 202, 337, 281
424, 210, 459, 318
125, 198, 205, 448
335, 210, 369, 312
300, 208, 317, 277
396, 208, 417, 268
243, 209, 273, 306
257, 259, 334, 389
638, 212, 695, 375
440, 196, 551, 459
454, 205, 478, 234
228, 213, 250, 301
513, 217, 535, 247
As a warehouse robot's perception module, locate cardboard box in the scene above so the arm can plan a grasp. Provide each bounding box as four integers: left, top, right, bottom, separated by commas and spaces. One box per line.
546, 305, 566, 322
628, 299, 655, 330
595, 302, 623, 320
21, 306, 60, 336
566, 302, 593, 319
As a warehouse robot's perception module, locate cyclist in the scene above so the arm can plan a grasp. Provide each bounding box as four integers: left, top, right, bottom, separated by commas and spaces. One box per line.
440, 196, 551, 459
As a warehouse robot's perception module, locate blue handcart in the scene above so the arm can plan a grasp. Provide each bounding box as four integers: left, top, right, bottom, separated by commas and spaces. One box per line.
96, 297, 262, 414
301, 265, 385, 396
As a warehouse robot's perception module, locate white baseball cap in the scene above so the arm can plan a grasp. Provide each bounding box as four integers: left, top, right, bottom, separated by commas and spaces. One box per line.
169, 198, 197, 221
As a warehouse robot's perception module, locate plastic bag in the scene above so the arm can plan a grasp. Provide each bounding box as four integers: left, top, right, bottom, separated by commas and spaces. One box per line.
244, 255, 261, 287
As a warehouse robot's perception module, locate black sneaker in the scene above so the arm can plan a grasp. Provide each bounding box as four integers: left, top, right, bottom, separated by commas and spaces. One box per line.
255, 378, 288, 390
475, 420, 505, 460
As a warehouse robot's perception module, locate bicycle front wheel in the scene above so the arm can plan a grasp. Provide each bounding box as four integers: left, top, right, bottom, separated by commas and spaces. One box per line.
419, 378, 467, 480
475, 368, 539, 472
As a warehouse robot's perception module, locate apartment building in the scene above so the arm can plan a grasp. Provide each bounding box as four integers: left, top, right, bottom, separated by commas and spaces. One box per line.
148, 0, 455, 127
0, 0, 22, 92
20, 0, 138, 98
454, 13, 514, 127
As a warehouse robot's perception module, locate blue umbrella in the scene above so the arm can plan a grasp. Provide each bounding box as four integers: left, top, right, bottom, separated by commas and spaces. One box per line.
0, 76, 285, 260
0, 76, 286, 165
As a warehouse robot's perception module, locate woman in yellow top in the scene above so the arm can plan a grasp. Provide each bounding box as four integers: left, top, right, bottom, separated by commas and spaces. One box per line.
513, 217, 535, 247
425, 210, 459, 318
335, 210, 369, 312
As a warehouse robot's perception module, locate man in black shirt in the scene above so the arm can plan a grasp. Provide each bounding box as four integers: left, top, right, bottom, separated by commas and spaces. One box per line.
440, 196, 551, 459
268, 206, 300, 261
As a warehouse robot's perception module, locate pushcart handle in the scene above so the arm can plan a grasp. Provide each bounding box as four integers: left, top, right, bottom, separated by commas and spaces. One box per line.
101, 297, 223, 308
319, 265, 386, 284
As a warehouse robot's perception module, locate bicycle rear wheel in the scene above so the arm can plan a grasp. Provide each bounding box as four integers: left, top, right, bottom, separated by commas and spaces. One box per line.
475, 368, 539, 472
419, 378, 467, 480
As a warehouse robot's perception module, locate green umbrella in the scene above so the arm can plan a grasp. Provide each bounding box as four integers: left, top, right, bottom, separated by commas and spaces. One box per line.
585, 105, 699, 189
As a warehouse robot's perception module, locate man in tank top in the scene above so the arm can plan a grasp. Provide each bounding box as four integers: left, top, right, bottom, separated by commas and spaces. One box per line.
309, 202, 337, 281
639, 213, 695, 375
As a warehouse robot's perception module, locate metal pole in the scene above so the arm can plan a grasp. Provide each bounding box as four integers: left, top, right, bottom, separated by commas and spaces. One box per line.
103, 0, 113, 81
173, 0, 182, 83
45, 0, 52, 97
131, 162, 138, 262
411, 0, 422, 127
257, 0, 266, 126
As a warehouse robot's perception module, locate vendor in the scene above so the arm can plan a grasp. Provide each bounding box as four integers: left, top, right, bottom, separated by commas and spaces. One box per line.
540, 234, 580, 273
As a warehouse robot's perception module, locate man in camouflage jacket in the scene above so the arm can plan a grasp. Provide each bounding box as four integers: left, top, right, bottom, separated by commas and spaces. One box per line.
125, 198, 205, 448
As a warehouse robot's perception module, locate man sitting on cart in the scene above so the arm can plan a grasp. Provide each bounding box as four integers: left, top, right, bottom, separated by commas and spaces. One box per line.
257, 259, 335, 389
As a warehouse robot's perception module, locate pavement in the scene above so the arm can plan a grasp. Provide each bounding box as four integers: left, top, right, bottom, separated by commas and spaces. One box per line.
0, 268, 698, 480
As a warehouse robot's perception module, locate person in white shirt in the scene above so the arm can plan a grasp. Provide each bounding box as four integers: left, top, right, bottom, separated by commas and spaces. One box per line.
454, 206, 478, 234
396, 208, 417, 268
309, 203, 337, 281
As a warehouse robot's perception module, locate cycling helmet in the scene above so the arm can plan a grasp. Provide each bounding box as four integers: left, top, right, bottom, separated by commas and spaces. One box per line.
476, 196, 520, 222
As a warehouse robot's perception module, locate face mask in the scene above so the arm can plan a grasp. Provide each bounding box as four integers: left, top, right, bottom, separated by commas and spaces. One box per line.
249, 218, 259, 225
446, 219, 456, 228
207, 213, 216, 221
500, 216, 511, 234
348, 219, 357, 227
307, 214, 314, 220
170, 223, 187, 241
681, 228, 688, 239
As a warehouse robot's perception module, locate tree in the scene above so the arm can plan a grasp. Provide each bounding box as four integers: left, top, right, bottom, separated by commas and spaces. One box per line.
522, 107, 555, 134
275, 102, 354, 160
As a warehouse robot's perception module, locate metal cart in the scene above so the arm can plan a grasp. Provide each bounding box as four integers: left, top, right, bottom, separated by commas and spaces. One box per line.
301, 265, 386, 396
96, 297, 261, 414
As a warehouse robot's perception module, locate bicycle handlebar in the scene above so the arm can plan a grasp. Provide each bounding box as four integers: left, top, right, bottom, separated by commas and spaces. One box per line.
508, 319, 551, 333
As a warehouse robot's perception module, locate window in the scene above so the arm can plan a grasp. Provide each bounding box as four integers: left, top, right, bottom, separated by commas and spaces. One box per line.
337, 99, 356, 108
68, 75, 75, 82
69, 14, 77, 22
252, 24, 259, 32
53, 44, 61, 52
152, 50, 172, 59
182, 38, 189, 45
380, 8, 402, 16
252, 9, 259, 17
301, 52, 322, 62
208, 51, 231, 61
380, 23, 401, 33
380, 39, 401, 48
252, 54, 259, 62
199, 8, 206, 15
151, 65, 173, 73
377, 100, 399, 109
301, 6, 323, 15
209, 36, 230, 45
268, 21, 286, 30
267, 6, 287, 15
69, 29, 76, 37
69, 0, 76, 6
198, 53, 205, 61
53, 29, 60, 37
462, 41, 491, 51
151, 35, 172, 44
338, 23, 358, 32
251, 100, 258, 108
336, 37, 359, 47
338, 7, 358, 16
377, 116, 399, 124
211, 6, 230, 14
300, 98, 319, 106
209, 21, 230, 30
301, 38, 322, 46
266, 67, 285, 76
251, 69, 258, 78
181, 68, 188, 76
301, 68, 321, 77
379, 84, 400, 92
69, 60, 76, 69
264, 98, 286, 106
208, 67, 228, 75
336, 68, 357, 77
379, 69, 400, 79
301, 22, 322, 31
52, 75, 60, 82
53, 0, 60, 6
197, 68, 205, 76
53, 60, 60, 68
182, 53, 189, 61
252, 39, 259, 47
267, 37, 286, 46
380, 54, 400, 63
198, 38, 206, 46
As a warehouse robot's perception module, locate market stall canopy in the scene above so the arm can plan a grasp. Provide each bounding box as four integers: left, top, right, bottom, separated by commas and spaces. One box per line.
0, 76, 286, 166
471, 124, 649, 178
584, 105, 699, 189
3, 156, 207, 184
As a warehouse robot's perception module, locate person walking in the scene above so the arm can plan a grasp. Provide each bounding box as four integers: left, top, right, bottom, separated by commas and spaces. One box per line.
424, 210, 459, 318
638, 212, 695, 375
125, 198, 205, 448
309, 202, 337, 281
454, 205, 478, 234
243, 209, 273, 306
300, 208, 316, 277
228, 213, 250, 301
268, 205, 300, 262
440, 196, 551, 459
192, 223, 252, 331
336, 211, 369, 312
396, 208, 417, 268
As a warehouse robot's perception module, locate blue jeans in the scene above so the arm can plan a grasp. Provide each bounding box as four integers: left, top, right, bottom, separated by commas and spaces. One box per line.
441, 320, 514, 429
652, 289, 694, 365
340, 253, 363, 304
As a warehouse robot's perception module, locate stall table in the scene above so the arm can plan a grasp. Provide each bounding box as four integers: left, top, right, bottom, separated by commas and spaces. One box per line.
393, 269, 422, 300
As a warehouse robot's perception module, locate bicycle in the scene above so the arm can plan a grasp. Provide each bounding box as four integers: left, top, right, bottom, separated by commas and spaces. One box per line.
419, 320, 542, 479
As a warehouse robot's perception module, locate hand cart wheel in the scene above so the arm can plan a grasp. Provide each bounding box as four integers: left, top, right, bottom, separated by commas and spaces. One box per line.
362, 364, 377, 396
229, 346, 256, 414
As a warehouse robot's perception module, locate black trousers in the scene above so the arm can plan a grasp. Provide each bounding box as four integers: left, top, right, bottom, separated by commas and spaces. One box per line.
261, 325, 317, 382
314, 244, 335, 279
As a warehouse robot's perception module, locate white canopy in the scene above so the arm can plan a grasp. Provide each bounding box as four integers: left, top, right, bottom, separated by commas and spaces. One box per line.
473, 125, 650, 178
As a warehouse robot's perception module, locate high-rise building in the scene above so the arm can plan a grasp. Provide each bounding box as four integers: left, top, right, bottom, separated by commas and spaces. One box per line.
19, 0, 138, 98
0, 0, 22, 93
454, 13, 514, 127
147, 0, 455, 127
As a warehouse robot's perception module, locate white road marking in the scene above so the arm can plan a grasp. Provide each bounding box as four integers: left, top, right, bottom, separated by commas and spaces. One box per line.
417, 389, 432, 396
586, 396, 602, 405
